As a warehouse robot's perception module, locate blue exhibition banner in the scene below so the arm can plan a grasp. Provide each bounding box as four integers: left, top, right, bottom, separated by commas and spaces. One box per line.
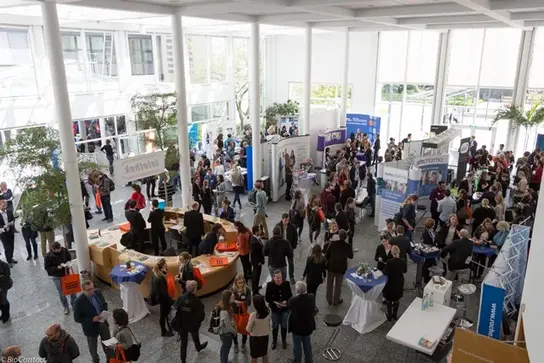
536, 134, 544, 150
477, 283, 505, 340
414, 155, 449, 197
246, 146, 253, 191
345, 114, 381, 144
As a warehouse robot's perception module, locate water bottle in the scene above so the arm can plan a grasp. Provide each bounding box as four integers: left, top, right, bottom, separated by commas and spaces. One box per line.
429, 292, 434, 307
421, 293, 427, 310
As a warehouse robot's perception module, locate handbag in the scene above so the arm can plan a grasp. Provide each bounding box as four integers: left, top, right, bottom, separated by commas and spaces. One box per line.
166, 274, 177, 299
60, 268, 81, 296
193, 266, 205, 289
234, 304, 250, 335
109, 345, 128, 363
317, 208, 325, 223
122, 327, 141, 361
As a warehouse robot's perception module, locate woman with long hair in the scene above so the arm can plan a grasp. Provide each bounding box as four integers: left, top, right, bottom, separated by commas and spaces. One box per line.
199, 223, 224, 255
494, 194, 506, 221
151, 258, 174, 337
290, 190, 306, 239
399, 195, 418, 240
383, 246, 405, 321
218, 290, 237, 363
175, 252, 194, 292
234, 221, 252, 283
303, 244, 327, 295
201, 179, 213, 215
375, 233, 392, 271
231, 274, 252, 352
246, 294, 271, 363
471, 199, 496, 237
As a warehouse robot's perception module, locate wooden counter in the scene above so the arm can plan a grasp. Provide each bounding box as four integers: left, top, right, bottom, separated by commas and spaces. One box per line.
88, 211, 239, 298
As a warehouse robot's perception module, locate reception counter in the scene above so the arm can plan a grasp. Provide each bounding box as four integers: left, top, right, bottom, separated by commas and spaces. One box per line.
88, 209, 239, 298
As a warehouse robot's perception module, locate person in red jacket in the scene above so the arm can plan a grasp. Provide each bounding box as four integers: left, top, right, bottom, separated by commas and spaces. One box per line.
530, 160, 543, 191
320, 183, 336, 219
130, 184, 146, 210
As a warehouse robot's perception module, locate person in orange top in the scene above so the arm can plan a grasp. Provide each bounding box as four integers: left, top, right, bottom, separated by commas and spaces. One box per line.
235, 221, 252, 281
130, 184, 146, 211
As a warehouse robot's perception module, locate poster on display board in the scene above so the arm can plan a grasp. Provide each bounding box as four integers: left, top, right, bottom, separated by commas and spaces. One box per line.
477, 283, 505, 340
317, 128, 347, 167
378, 166, 408, 230
345, 114, 381, 145
279, 116, 299, 136
456, 137, 471, 185
413, 154, 449, 197
270, 135, 310, 202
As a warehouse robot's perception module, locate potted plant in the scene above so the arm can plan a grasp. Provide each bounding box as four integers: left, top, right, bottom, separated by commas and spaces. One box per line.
492, 102, 544, 150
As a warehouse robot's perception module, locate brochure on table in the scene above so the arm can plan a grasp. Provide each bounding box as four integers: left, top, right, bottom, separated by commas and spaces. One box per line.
411, 154, 449, 197
316, 128, 347, 168
270, 135, 310, 202
345, 113, 381, 145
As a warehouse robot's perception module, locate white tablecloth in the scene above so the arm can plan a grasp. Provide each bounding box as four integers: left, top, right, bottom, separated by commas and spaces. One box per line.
343, 278, 387, 334
120, 282, 150, 323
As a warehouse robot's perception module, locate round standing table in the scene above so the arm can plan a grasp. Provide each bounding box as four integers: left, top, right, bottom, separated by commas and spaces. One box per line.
343, 267, 388, 334
110, 261, 150, 323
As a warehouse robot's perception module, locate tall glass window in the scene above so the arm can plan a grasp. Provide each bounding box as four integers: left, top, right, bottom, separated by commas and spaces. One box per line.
128, 34, 154, 76
0, 28, 37, 97
376, 30, 439, 142
86, 32, 117, 77
187, 35, 227, 84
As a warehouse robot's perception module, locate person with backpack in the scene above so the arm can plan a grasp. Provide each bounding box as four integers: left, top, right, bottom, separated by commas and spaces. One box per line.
38, 323, 80, 363
173, 280, 208, 363
217, 290, 237, 363
98, 173, 115, 223
306, 195, 322, 245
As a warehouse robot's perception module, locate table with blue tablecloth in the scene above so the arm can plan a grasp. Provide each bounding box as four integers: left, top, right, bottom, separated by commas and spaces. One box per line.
110, 261, 150, 323
410, 250, 441, 291
472, 245, 497, 257
343, 267, 388, 334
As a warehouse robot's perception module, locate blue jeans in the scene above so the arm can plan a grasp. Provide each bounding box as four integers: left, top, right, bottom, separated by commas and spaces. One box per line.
293, 334, 313, 363
271, 309, 289, 331
220, 333, 233, 363
52, 277, 77, 309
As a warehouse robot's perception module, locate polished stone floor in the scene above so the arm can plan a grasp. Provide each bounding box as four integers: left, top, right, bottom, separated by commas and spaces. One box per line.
0, 183, 480, 362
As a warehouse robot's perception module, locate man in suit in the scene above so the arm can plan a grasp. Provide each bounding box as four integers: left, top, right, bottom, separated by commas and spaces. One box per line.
288, 281, 316, 363
390, 225, 412, 273
173, 280, 208, 363
0, 200, 17, 267
250, 225, 265, 295
334, 203, 349, 232
73, 280, 111, 363
275, 213, 298, 284
148, 199, 166, 255
367, 173, 377, 217
125, 200, 146, 252
373, 134, 381, 166
440, 229, 474, 281
184, 202, 205, 256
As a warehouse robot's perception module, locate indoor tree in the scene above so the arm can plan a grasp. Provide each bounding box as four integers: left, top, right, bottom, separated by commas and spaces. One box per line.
265, 100, 300, 130
0, 126, 102, 230
492, 102, 544, 150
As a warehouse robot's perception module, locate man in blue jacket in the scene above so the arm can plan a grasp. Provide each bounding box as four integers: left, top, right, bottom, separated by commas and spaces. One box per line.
73, 280, 111, 363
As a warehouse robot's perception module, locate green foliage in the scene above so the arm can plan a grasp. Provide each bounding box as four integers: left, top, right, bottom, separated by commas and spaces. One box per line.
131, 93, 177, 150
265, 100, 300, 129
492, 102, 544, 129
0, 126, 103, 229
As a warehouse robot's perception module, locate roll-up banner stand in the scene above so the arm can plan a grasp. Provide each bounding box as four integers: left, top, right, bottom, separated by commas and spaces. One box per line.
270, 135, 310, 202
345, 114, 381, 145
477, 283, 506, 340
378, 165, 408, 230
457, 137, 471, 185
413, 154, 449, 197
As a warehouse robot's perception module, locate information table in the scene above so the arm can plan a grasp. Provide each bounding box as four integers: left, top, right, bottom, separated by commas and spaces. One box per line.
109, 261, 150, 323
386, 297, 456, 355
343, 267, 388, 334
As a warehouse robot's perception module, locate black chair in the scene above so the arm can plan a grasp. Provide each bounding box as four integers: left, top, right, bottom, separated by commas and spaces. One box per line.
322, 314, 342, 361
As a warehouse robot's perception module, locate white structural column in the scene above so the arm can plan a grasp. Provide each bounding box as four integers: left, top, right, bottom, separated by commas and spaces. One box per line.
41, 1, 90, 273
171, 13, 192, 207
301, 24, 312, 135
249, 21, 262, 181
430, 30, 451, 126
339, 29, 350, 127
509, 29, 535, 151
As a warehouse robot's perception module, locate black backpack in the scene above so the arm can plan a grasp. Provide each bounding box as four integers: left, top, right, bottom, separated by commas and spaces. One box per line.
170, 303, 182, 332
207, 305, 221, 334
248, 189, 257, 205
108, 178, 116, 192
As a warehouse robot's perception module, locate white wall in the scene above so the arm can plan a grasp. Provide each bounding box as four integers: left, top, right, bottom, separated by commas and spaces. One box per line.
265, 31, 379, 115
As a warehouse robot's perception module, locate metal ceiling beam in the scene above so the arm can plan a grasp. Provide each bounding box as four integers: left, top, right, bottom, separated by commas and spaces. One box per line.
426, 21, 507, 30
355, 3, 473, 18
523, 20, 544, 27
451, 0, 523, 27
296, 5, 355, 19
259, 13, 333, 23
75, 0, 173, 15
398, 14, 494, 25
291, 0, 378, 6
490, 0, 544, 11
511, 11, 544, 21
179, 1, 287, 16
